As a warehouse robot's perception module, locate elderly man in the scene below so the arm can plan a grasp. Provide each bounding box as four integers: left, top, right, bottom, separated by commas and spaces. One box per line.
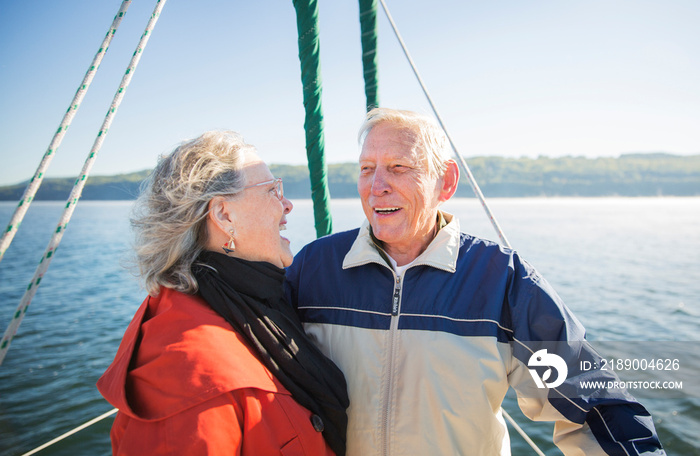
285, 108, 664, 455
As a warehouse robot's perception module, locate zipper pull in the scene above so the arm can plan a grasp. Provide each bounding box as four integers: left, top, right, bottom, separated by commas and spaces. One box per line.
392, 276, 401, 316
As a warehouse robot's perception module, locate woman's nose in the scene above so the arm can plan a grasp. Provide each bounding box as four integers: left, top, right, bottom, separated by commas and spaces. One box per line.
282, 196, 293, 214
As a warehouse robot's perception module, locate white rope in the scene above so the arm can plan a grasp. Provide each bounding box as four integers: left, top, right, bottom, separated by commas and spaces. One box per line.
378, 1, 548, 454
378, 0, 511, 249
20, 408, 118, 456
0, 0, 133, 264
502, 409, 547, 456
0, 0, 169, 367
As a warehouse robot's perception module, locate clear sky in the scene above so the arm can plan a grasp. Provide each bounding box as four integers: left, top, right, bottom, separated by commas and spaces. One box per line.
0, 0, 698, 186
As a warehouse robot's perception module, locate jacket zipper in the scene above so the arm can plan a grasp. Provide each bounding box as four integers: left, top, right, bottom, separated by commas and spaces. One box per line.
381, 273, 403, 455
391, 275, 401, 316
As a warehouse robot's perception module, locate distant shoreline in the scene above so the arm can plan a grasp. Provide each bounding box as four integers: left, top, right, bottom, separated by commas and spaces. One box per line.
3, 195, 699, 207
1, 153, 698, 201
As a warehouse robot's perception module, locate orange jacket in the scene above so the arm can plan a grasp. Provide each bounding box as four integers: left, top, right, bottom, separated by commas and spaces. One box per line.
97, 287, 334, 455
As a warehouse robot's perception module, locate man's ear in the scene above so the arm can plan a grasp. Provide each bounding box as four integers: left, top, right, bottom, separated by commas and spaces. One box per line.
207, 196, 235, 233
438, 160, 459, 202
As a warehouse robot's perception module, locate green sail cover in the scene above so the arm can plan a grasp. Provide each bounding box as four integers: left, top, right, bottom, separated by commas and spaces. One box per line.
359, 0, 379, 111
293, 0, 333, 238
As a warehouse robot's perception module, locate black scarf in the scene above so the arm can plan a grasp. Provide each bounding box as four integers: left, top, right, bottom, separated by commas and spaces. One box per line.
193, 251, 348, 455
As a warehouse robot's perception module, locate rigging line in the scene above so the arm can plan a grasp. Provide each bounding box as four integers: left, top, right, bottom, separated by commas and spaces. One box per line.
20, 408, 118, 456
377, 0, 511, 249
359, 0, 380, 111
0, 0, 133, 264
293, 0, 333, 238
0, 0, 169, 367
502, 409, 547, 456
378, 1, 547, 455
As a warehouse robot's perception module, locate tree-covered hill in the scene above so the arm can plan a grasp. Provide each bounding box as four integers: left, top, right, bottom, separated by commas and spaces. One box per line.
458, 153, 700, 197
0, 170, 151, 201
1, 154, 698, 201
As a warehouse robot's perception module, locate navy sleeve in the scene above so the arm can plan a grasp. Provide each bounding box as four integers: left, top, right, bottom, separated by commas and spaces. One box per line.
505, 252, 665, 455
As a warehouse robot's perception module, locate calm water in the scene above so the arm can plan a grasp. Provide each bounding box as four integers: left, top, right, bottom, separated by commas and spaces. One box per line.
1, 197, 698, 455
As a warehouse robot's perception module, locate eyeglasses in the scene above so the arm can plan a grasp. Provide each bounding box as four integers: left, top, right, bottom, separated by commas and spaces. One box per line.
241, 177, 284, 200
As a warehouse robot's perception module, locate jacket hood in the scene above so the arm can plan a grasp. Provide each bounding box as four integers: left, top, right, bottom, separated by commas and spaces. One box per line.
97, 287, 284, 421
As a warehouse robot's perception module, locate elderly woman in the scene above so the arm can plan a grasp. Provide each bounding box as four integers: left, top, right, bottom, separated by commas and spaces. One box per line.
97, 131, 348, 455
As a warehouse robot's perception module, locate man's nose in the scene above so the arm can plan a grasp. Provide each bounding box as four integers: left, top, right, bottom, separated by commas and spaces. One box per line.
371, 168, 391, 195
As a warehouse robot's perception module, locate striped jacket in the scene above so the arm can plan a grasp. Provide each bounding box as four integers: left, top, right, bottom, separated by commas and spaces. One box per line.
285, 213, 664, 455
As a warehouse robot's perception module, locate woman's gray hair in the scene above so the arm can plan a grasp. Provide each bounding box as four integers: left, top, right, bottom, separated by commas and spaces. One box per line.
358, 108, 452, 177
132, 130, 254, 296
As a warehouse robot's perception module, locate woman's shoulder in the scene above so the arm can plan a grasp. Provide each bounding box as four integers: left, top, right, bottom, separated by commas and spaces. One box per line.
144, 286, 229, 331
126, 287, 285, 419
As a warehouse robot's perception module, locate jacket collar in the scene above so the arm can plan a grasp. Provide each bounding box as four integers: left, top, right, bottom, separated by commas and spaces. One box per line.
342, 211, 460, 274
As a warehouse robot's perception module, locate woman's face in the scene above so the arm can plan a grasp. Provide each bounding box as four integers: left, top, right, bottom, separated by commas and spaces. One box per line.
226, 150, 294, 268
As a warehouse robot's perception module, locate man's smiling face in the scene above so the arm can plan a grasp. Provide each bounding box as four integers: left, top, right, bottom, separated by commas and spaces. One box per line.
358, 122, 444, 262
